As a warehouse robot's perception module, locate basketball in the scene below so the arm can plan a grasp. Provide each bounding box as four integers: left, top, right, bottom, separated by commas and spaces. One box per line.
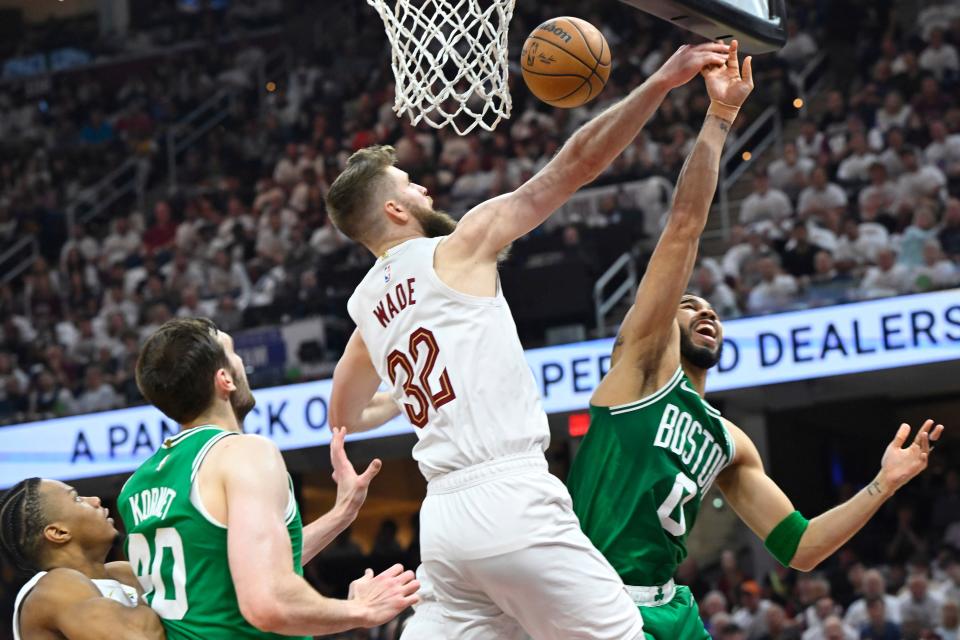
520, 17, 611, 109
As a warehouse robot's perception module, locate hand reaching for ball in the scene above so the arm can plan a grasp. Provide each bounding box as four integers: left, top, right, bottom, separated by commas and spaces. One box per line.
652, 42, 731, 90
702, 39, 754, 109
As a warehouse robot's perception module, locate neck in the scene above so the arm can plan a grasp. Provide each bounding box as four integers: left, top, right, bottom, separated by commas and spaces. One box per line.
45, 544, 111, 580
369, 231, 423, 258
681, 361, 708, 395
181, 403, 242, 433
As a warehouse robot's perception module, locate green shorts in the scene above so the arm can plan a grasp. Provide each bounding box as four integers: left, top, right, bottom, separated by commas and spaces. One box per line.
638, 585, 711, 640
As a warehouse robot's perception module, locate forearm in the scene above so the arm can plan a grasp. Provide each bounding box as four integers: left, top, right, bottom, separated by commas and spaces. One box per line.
301, 506, 354, 565
792, 474, 892, 571
249, 574, 366, 635
558, 76, 671, 182
668, 114, 731, 233
355, 392, 401, 432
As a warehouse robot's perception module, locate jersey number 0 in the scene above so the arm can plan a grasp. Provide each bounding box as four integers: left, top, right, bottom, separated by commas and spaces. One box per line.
387, 327, 456, 428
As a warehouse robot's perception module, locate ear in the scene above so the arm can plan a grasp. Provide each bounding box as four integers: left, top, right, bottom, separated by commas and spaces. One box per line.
384, 198, 410, 226
43, 522, 71, 546
214, 367, 237, 397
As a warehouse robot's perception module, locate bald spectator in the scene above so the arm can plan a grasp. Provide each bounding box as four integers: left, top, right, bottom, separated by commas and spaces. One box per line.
768, 142, 815, 200
821, 616, 855, 640
799, 168, 848, 221
703, 590, 730, 626
898, 571, 943, 631
846, 570, 902, 629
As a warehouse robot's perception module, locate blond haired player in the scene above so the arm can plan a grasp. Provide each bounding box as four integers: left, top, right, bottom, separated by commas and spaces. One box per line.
326, 42, 732, 640
567, 41, 945, 639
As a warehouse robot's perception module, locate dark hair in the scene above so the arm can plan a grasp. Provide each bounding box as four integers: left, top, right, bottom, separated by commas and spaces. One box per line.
325, 145, 396, 244
0, 478, 46, 572
136, 317, 228, 423
866, 595, 885, 609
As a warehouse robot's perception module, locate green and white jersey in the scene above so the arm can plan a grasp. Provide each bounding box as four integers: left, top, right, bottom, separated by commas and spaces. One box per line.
568, 367, 736, 587
118, 426, 308, 640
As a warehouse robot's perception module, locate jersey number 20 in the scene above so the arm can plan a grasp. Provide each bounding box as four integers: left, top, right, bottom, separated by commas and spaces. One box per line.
128, 528, 188, 619
387, 327, 456, 428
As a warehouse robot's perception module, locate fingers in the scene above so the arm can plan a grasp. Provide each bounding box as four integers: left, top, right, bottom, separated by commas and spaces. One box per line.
891, 423, 911, 448
743, 55, 754, 87
359, 458, 383, 483
726, 39, 740, 71
378, 563, 405, 579
696, 42, 731, 54
931, 423, 945, 442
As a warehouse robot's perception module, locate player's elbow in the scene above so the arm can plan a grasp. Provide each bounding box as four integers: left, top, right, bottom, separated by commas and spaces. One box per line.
789, 550, 821, 573
239, 596, 285, 633
665, 208, 706, 238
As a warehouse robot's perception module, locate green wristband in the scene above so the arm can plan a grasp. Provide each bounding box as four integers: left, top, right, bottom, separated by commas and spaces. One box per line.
764, 511, 809, 567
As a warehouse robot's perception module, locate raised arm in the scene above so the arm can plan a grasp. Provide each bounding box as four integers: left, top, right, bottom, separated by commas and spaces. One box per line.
22, 569, 165, 640
330, 329, 401, 433
441, 43, 731, 263
301, 427, 382, 564
717, 419, 943, 572
610, 42, 753, 368
221, 435, 418, 635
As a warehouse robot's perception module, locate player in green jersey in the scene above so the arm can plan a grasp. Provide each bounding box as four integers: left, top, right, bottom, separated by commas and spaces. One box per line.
120, 317, 419, 639
567, 40, 945, 640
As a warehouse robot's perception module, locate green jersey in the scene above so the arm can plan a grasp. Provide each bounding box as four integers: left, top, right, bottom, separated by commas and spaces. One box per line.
568, 366, 735, 586
118, 426, 308, 640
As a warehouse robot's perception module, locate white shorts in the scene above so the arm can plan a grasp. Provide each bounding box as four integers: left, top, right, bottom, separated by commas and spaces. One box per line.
404, 452, 644, 640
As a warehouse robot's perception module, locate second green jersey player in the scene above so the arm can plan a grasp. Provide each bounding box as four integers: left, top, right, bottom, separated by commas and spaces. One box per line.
568, 40, 944, 640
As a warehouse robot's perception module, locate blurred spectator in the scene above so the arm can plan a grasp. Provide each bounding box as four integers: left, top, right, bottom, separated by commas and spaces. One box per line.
924, 121, 960, 175
858, 163, 901, 220
897, 149, 947, 208
690, 265, 740, 319
859, 248, 911, 299
143, 201, 177, 253
72, 365, 122, 414
898, 571, 943, 632
940, 199, 960, 258
936, 600, 960, 640
806, 250, 853, 306
898, 209, 940, 268
798, 168, 848, 222
797, 119, 826, 159
846, 570, 902, 629
908, 240, 959, 292
918, 28, 959, 80
859, 596, 900, 640
838, 134, 879, 185
741, 172, 794, 228
747, 257, 798, 314
102, 215, 142, 266
763, 603, 803, 640
768, 142, 815, 201
777, 19, 818, 68
782, 223, 825, 278
733, 580, 772, 639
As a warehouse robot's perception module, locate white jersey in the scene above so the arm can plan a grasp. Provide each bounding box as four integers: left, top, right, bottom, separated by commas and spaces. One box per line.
13, 570, 139, 640
348, 236, 550, 481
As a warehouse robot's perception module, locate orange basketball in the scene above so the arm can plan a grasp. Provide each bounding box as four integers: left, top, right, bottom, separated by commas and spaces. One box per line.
520, 17, 612, 109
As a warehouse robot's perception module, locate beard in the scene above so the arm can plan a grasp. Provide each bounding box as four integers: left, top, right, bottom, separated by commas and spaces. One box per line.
408, 202, 512, 261
408, 203, 458, 238
229, 366, 256, 425
679, 327, 723, 370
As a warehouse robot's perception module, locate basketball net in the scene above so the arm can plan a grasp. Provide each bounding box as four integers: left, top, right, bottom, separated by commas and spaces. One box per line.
366, 0, 516, 136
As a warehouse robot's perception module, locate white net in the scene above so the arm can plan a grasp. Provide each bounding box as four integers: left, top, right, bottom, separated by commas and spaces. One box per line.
366, 0, 516, 136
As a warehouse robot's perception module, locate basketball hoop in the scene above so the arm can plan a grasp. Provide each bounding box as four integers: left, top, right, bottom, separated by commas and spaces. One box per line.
366, 0, 516, 136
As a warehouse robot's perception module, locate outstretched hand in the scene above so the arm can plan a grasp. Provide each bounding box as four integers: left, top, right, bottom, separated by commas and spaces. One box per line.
652, 42, 730, 90
349, 564, 420, 627
330, 426, 382, 518
879, 419, 944, 493
702, 39, 754, 109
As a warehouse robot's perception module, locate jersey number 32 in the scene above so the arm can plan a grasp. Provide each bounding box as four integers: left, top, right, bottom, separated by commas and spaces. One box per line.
387, 327, 456, 428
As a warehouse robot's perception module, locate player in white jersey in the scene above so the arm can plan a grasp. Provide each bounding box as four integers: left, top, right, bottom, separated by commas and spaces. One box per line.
326, 41, 734, 640
1, 477, 165, 640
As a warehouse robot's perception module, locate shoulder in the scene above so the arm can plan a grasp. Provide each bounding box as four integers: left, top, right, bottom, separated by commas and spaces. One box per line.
205, 433, 281, 466
105, 562, 140, 592
23, 568, 101, 610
